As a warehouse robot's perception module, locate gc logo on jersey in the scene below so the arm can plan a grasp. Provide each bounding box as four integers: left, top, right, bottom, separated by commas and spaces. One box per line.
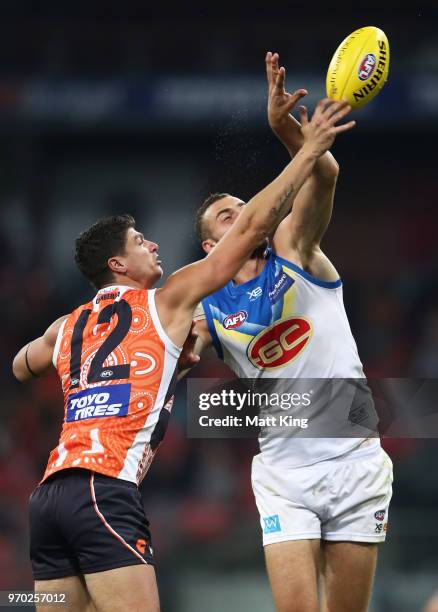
67, 383, 131, 421
247, 316, 312, 370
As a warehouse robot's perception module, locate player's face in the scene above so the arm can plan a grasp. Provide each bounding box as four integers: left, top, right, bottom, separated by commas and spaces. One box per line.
121, 228, 163, 287
202, 196, 246, 249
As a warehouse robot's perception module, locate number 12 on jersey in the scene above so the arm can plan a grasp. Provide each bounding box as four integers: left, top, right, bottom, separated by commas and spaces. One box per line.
70, 300, 133, 388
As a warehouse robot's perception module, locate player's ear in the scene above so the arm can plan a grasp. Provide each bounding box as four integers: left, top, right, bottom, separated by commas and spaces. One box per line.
202, 239, 216, 254
107, 256, 127, 275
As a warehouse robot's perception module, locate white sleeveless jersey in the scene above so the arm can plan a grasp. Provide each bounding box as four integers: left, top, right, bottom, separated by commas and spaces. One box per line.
200, 249, 379, 467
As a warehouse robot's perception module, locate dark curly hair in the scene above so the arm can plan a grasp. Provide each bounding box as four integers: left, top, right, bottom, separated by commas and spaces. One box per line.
74, 214, 136, 289
194, 192, 230, 242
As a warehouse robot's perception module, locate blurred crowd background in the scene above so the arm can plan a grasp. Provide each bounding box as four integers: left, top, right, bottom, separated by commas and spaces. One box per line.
2, 2, 438, 611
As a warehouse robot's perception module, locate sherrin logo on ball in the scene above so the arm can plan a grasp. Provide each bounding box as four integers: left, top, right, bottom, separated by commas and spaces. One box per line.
326, 26, 390, 109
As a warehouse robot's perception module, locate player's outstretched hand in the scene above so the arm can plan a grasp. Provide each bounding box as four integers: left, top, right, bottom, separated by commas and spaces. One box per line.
266, 51, 307, 129
177, 321, 200, 372
300, 98, 356, 157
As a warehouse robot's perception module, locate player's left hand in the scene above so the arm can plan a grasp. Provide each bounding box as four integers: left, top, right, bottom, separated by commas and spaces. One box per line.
266, 51, 307, 130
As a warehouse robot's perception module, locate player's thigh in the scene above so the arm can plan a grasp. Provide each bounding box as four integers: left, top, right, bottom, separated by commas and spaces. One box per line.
84, 564, 159, 612
35, 576, 96, 612
264, 539, 320, 612
320, 541, 378, 612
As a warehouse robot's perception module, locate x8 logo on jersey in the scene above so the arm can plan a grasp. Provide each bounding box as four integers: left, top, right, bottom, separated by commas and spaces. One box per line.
247, 286, 263, 302
247, 316, 313, 370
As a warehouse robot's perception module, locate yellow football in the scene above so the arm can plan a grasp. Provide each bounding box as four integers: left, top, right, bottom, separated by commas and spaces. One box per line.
326, 26, 390, 110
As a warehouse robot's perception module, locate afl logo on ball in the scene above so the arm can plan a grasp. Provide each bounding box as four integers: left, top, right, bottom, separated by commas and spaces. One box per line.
223, 311, 247, 330
247, 316, 312, 370
358, 53, 377, 81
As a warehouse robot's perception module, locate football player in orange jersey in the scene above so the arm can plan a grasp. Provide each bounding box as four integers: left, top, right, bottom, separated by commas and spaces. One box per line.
13, 85, 354, 610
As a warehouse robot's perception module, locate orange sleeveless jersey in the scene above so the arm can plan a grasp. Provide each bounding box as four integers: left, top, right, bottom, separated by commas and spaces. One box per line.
42, 285, 181, 485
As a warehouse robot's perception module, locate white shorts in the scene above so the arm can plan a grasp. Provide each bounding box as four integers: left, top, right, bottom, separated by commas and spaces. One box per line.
251, 444, 393, 546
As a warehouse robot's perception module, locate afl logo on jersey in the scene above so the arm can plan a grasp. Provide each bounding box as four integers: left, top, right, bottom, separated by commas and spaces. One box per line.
358, 53, 376, 81
223, 311, 247, 330
247, 316, 312, 370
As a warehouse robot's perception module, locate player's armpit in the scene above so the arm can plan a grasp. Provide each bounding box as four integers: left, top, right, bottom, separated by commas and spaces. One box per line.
272, 169, 338, 265
12, 315, 68, 382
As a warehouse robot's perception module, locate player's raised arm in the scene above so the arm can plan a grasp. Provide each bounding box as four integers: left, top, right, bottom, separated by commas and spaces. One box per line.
12, 315, 68, 382
156, 98, 354, 336
266, 52, 339, 178
265, 52, 341, 260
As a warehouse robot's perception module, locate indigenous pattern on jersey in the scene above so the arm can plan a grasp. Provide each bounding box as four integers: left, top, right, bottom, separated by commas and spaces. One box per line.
200, 249, 378, 467
43, 286, 180, 485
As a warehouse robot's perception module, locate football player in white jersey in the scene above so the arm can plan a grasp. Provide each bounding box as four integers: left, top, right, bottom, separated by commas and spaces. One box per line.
181, 52, 393, 612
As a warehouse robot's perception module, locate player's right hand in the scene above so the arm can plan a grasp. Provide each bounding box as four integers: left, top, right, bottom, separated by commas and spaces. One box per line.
300, 98, 356, 157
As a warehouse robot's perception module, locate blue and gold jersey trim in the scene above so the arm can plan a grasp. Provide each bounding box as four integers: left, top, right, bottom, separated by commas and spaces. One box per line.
275, 254, 342, 289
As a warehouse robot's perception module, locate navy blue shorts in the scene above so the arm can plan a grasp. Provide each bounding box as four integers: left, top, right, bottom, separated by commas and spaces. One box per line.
29, 469, 154, 580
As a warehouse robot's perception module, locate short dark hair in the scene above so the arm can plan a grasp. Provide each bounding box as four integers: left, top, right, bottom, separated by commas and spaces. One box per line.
74, 214, 136, 289
195, 192, 230, 242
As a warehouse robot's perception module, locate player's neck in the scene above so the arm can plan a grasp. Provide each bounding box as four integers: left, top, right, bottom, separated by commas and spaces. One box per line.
233, 254, 267, 286
100, 276, 147, 291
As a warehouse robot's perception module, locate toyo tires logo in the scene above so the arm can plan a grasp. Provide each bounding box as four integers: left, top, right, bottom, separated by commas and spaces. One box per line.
247, 316, 312, 370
